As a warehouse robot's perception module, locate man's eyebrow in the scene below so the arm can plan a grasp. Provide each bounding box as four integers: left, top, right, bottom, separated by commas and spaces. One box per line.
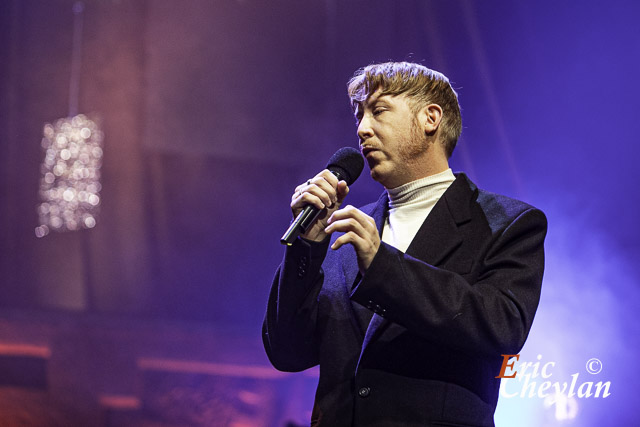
361, 97, 377, 109
362, 94, 391, 109
354, 96, 389, 121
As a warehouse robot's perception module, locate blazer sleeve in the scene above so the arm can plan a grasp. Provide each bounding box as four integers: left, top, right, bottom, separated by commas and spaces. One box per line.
262, 237, 329, 372
350, 207, 547, 356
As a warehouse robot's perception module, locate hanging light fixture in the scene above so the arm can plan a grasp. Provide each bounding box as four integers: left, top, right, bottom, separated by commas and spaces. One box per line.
35, 2, 103, 238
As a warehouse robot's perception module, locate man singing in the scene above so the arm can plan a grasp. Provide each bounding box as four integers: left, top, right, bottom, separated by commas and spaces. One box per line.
263, 62, 547, 426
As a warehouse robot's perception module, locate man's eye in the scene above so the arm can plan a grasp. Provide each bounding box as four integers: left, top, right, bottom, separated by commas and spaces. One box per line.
373, 109, 384, 115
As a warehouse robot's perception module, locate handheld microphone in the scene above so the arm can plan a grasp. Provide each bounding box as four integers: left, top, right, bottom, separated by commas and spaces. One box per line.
280, 147, 364, 246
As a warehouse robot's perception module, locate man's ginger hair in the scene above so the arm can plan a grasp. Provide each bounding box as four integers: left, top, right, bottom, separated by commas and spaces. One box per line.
347, 62, 462, 158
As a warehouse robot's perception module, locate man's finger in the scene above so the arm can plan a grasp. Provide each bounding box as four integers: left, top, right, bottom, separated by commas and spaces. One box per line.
324, 217, 367, 237
327, 205, 373, 228
292, 192, 326, 211
331, 231, 366, 251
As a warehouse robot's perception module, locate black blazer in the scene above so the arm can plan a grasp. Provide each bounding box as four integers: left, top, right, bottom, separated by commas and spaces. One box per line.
263, 173, 547, 427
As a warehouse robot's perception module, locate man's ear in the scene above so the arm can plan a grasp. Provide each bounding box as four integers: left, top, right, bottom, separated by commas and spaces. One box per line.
420, 104, 443, 136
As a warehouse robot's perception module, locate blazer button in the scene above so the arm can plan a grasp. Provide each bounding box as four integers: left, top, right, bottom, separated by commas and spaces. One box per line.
358, 387, 370, 398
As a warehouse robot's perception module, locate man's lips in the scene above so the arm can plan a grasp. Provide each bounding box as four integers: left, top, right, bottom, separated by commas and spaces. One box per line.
361, 146, 379, 157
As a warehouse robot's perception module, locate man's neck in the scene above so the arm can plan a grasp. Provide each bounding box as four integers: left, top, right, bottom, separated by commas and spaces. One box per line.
384, 161, 450, 191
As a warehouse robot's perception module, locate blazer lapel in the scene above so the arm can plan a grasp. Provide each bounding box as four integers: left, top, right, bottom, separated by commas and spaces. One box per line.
404, 173, 475, 265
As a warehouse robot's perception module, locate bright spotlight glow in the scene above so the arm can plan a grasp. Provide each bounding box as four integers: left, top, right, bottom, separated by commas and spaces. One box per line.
36, 114, 104, 237
544, 390, 579, 421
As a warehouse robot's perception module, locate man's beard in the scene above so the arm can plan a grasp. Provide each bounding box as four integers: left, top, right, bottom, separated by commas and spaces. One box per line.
398, 116, 431, 164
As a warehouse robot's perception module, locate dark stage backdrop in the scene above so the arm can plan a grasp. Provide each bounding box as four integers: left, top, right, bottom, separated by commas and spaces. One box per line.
1, 0, 639, 426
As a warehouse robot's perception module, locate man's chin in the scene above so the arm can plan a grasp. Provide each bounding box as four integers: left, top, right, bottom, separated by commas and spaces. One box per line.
369, 166, 390, 186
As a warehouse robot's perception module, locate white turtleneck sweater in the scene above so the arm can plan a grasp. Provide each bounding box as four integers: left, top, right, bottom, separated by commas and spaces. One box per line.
381, 169, 456, 253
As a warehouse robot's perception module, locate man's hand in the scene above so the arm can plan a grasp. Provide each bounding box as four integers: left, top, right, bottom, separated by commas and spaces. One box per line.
291, 170, 349, 242
325, 206, 380, 274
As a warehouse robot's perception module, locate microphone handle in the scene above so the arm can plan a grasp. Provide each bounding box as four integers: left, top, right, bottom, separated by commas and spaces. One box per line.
280, 205, 321, 246
280, 170, 346, 246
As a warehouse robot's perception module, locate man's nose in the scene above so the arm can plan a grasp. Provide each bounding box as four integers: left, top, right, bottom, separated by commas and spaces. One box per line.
357, 117, 373, 141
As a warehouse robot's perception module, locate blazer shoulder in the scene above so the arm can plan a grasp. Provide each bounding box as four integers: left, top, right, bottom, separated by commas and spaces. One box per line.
450, 173, 546, 231
475, 189, 547, 233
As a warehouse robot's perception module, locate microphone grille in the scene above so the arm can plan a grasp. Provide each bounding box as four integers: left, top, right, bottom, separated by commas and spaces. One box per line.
326, 147, 365, 186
